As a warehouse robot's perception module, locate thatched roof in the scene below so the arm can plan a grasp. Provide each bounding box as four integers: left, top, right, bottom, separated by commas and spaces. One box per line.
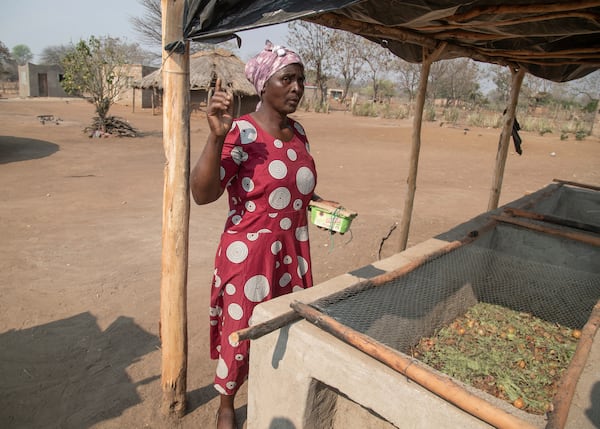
134, 49, 257, 96
185, 1, 600, 83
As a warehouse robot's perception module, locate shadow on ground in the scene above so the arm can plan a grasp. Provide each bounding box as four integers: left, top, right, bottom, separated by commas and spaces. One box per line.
0, 136, 59, 164
0, 313, 159, 429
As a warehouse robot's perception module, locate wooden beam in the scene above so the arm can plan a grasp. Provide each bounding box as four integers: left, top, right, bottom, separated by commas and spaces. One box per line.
492, 215, 600, 246
553, 178, 600, 192
398, 44, 446, 251
160, 0, 190, 418
448, 0, 600, 22
488, 67, 525, 211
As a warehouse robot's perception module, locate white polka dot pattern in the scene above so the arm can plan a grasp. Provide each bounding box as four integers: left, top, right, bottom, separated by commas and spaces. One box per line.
268, 160, 287, 179
237, 120, 257, 144
244, 275, 270, 302
296, 166, 315, 195
268, 187, 291, 209
210, 115, 316, 396
226, 241, 248, 263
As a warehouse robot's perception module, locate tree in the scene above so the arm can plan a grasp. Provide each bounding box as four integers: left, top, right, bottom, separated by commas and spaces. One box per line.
329, 31, 366, 102
395, 59, 421, 102
39, 44, 75, 66
358, 39, 394, 103
288, 21, 336, 109
0, 41, 18, 81
130, 0, 236, 59
130, 0, 162, 49
61, 36, 134, 134
428, 58, 481, 106
11, 44, 33, 65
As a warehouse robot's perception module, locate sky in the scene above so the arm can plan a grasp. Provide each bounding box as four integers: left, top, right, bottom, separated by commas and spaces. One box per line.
0, 1, 289, 63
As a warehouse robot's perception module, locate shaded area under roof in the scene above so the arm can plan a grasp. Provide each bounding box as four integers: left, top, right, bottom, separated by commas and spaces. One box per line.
184, 0, 600, 83
134, 49, 256, 96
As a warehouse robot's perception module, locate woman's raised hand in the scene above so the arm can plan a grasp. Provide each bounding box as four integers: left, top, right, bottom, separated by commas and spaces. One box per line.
207, 78, 234, 138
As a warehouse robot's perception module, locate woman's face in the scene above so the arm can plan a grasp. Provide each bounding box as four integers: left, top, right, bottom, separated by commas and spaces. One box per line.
262, 63, 305, 114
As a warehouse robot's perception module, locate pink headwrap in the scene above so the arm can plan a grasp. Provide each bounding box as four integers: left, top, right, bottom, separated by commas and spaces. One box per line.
245, 40, 303, 98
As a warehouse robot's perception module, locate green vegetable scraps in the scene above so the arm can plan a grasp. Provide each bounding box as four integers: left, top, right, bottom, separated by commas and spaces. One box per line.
412, 302, 580, 415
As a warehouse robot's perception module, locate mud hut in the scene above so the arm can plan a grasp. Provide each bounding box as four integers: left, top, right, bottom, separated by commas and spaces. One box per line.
134, 48, 258, 115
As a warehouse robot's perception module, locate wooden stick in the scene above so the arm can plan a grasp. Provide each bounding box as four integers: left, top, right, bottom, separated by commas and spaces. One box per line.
547, 300, 600, 429
492, 215, 600, 247
398, 44, 446, 252
230, 310, 301, 344
290, 301, 537, 429
553, 179, 600, 192
160, 0, 189, 418
504, 207, 600, 234
488, 67, 525, 211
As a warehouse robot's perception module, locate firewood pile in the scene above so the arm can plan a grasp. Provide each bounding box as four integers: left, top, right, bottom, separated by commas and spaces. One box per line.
85, 116, 139, 138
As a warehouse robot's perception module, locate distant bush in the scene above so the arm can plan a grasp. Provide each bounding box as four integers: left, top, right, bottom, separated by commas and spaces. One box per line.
425, 105, 436, 121
353, 102, 378, 117
443, 108, 460, 124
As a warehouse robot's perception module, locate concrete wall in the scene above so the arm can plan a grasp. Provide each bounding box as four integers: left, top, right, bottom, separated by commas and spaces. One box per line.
115, 64, 158, 109
18, 63, 68, 98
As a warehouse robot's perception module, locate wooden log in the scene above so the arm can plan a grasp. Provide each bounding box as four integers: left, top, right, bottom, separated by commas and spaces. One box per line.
398, 44, 446, 252
553, 178, 600, 192
488, 67, 525, 211
290, 300, 537, 429
546, 300, 600, 429
160, 0, 190, 418
229, 310, 301, 344
504, 207, 600, 234
492, 215, 600, 247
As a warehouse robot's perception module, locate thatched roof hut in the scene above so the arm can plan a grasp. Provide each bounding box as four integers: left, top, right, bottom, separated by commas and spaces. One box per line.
134, 48, 258, 114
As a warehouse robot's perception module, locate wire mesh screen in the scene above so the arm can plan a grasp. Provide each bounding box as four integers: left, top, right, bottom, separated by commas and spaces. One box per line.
312, 226, 600, 355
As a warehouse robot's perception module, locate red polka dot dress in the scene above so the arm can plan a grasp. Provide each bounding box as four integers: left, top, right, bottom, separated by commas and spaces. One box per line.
209, 114, 316, 395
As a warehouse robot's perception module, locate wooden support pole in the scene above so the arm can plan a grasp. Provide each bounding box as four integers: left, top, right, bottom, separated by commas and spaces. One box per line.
290, 300, 537, 429
488, 67, 525, 211
160, 0, 190, 417
398, 44, 446, 251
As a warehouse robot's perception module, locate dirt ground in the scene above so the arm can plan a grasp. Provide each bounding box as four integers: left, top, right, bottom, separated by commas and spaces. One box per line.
0, 97, 598, 429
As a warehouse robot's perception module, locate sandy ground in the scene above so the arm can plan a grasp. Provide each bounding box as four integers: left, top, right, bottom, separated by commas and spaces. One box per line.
0, 97, 598, 429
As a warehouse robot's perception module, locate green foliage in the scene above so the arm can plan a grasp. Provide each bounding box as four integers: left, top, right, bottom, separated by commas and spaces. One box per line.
61, 36, 131, 131
583, 99, 598, 114
11, 44, 33, 65
521, 117, 553, 136
425, 104, 436, 121
352, 102, 379, 117
414, 302, 578, 415
575, 129, 588, 140
0, 41, 17, 80
443, 108, 460, 124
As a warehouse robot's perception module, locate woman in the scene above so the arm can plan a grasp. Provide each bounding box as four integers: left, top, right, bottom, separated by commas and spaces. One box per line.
191, 41, 330, 429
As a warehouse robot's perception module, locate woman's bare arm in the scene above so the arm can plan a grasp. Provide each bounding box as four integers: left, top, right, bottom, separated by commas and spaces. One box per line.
190, 79, 234, 205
